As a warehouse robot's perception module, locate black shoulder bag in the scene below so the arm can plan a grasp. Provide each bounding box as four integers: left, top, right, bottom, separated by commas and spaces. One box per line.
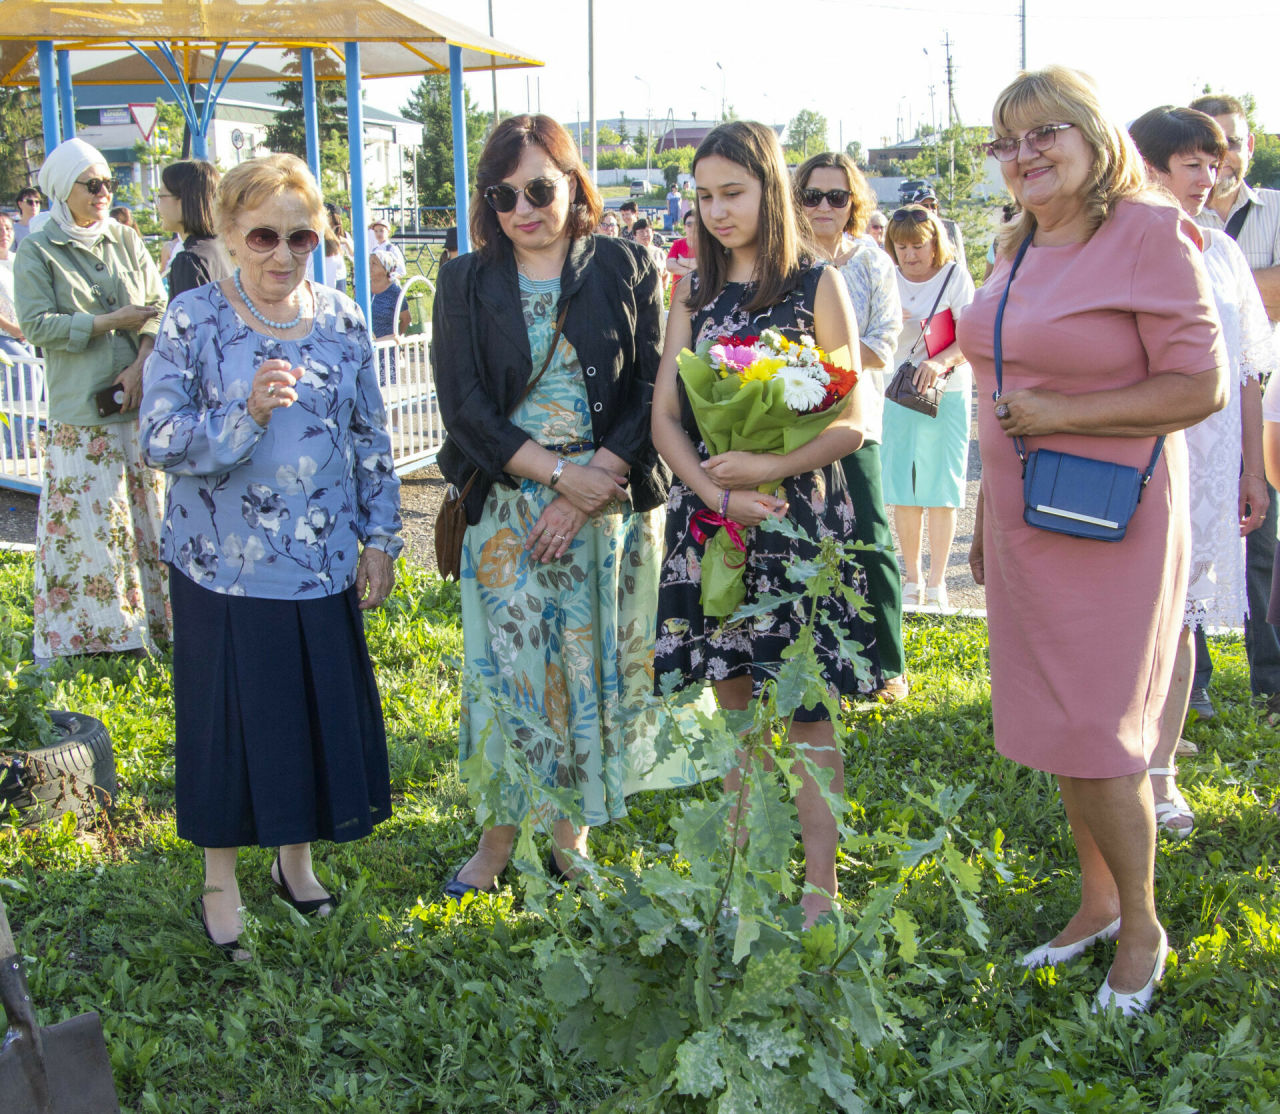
996, 233, 1164, 542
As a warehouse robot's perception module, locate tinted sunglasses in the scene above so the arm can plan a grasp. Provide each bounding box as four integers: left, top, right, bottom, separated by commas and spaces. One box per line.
239, 226, 321, 255
799, 187, 852, 209
76, 177, 113, 196
984, 122, 1074, 162
891, 208, 930, 224
484, 174, 565, 213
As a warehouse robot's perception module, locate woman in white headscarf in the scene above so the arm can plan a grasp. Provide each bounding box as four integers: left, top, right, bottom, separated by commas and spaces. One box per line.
13, 138, 170, 661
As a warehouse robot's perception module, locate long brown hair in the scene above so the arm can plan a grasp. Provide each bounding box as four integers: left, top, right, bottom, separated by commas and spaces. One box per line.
469, 114, 602, 261
685, 120, 807, 317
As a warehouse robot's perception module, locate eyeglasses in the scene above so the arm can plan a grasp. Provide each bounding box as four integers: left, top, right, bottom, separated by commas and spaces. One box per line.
484, 174, 565, 213
238, 225, 321, 255
799, 187, 852, 209
75, 177, 113, 196
984, 123, 1074, 162
156, 191, 177, 201
891, 208, 931, 224
1224, 136, 1246, 152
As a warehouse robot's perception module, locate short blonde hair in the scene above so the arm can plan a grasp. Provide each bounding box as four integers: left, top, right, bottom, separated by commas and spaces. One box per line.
214, 153, 324, 238
992, 66, 1147, 257
884, 205, 955, 270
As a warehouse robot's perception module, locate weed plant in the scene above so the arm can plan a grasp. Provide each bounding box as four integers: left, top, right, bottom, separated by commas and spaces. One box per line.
1, 547, 1278, 1112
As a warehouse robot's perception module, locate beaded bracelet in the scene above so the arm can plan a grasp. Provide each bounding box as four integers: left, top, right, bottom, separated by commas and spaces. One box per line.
720, 488, 730, 516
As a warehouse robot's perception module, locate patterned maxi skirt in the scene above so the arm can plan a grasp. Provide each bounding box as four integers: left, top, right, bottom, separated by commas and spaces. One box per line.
33, 421, 170, 659
458, 472, 703, 827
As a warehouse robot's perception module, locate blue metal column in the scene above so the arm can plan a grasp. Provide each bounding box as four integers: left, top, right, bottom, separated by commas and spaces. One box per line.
37, 42, 60, 155
301, 48, 326, 285
344, 42, 370, 320
56, 51, 75, 142
449, 44, 470, 254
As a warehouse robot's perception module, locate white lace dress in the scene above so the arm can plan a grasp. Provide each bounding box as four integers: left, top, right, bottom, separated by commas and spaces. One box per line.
1185, 229, 1278, 629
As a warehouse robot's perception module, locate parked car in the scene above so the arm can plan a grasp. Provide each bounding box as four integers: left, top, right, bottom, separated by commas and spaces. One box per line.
629, 180, 647, 197
898, 178, 929, 202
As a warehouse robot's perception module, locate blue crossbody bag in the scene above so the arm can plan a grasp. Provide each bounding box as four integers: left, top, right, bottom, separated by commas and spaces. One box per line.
994, 233, 1164, 542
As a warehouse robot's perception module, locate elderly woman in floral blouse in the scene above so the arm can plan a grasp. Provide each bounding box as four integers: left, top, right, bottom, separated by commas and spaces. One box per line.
794, 151, 906, 699
141, 154, 402, 959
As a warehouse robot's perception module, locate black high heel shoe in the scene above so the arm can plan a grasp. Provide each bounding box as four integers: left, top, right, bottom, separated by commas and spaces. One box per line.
197, 895, 249, 962
272, 854, 338, 916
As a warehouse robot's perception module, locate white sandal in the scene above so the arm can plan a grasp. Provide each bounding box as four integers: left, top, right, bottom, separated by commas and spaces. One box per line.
1149, 767, 1194, 838
902, 581, 921, 607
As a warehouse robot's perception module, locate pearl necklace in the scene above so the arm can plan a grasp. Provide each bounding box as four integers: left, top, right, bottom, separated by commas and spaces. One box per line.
234, 269, 306, 330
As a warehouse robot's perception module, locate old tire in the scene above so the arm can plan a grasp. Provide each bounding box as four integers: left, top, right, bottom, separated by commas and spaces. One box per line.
0, 711, 115, 825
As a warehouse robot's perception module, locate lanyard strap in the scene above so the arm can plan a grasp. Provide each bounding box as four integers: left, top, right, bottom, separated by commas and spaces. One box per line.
993, 232, 1163, 483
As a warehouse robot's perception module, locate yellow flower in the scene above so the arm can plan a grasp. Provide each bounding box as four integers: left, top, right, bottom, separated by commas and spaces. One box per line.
737, 357, 785, 386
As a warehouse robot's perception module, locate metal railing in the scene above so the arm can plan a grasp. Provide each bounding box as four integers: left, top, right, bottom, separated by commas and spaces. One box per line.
0, 351, 46, 495
0, 330, 443, 496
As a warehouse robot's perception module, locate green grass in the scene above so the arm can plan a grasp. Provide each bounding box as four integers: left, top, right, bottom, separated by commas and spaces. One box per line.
2, 550, 1279, 1111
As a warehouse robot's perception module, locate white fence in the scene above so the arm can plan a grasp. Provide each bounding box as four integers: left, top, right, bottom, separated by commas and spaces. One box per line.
0, 329, 444, 497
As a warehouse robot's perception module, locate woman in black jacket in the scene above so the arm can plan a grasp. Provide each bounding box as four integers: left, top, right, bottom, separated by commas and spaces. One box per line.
434, 114, 684, 897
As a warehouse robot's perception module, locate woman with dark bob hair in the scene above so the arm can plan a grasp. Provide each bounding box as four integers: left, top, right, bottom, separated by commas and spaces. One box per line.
794, 151, 905, 699
156, 159, 231, 299
1128, 106, 1273, 837
434, 114, 694, 897
962, 67, 1227, 1015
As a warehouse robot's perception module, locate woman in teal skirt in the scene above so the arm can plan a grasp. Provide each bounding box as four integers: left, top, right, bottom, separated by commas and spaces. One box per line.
433, 115, 693, 895
880, 205, 977, 609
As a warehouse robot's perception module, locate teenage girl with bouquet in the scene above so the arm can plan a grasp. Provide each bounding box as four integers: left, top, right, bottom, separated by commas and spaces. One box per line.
651, 120, 881, 926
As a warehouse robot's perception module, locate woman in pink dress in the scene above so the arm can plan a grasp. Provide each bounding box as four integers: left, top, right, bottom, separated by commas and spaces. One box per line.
960, 67, 1228, 1016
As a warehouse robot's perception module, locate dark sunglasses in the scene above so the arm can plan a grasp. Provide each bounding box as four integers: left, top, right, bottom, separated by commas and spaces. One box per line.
484, 174, 565, 213
76, 177, 113, 196
891, 208, 930, 224
984, 122, 1074, 162
239, 226, 321, 255
799, 187, 852, 209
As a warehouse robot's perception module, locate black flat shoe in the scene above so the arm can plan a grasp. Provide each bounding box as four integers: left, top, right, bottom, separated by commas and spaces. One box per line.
272, 854, 338, 916
442, 866, 500, 901
197, 896, 249, 962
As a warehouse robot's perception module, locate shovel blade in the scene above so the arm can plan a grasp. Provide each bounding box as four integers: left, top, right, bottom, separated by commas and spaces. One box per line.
0, 1011, 120, 1114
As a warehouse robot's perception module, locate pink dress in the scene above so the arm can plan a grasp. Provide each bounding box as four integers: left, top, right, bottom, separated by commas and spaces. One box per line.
958, 199, 1226, 778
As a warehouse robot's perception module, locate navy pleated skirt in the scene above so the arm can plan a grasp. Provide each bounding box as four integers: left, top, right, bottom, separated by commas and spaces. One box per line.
170, 567, 392, 848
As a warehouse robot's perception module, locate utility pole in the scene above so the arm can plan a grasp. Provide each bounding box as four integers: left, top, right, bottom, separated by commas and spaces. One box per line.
487, 0, 498, 131
943, 32, 959, 128
1020, 0, 1027, 70
588, 0, 598, 183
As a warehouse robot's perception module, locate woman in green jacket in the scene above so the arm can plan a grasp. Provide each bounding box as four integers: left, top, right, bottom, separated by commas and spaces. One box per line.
14, 138, 169, 661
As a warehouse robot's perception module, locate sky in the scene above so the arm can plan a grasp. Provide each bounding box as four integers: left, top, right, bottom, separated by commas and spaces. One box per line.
365, 0, 1280, 150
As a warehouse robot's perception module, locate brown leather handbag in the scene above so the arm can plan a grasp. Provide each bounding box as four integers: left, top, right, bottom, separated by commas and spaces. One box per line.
434, 301, 570, 580
884, 264, 956, 419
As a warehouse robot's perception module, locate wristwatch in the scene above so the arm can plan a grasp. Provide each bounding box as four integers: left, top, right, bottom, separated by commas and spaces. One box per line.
548, 457, 568, 487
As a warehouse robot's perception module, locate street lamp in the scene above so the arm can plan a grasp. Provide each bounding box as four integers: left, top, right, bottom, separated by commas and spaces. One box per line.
715, 61, 726, 124
634, 75, 652, 184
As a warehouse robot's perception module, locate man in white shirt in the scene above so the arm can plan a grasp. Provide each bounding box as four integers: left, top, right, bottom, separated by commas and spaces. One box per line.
1189, 93, 1280, 716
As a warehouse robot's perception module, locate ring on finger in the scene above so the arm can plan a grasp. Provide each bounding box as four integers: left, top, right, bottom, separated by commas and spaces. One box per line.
995, 402, 1010, 419
267, 383, 277, 397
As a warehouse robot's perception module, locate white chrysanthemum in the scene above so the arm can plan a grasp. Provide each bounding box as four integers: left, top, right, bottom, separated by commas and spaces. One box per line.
758, 327, 784, 351
778, 366, 827, 411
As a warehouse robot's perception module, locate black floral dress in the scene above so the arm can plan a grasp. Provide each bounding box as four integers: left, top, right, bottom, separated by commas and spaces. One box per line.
654, 263, 882, 719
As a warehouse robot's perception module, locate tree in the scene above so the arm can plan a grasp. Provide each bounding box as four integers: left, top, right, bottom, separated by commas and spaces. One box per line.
616, 113, 629, 148
845, 140, 865, 168
901, 124, 989, 208
785, 109, 827, 160
401, 73, 490, 216
595, 125, 622, 147
264, 64, 349, 190
0, 88, 43, 199
132, 99, 186, 183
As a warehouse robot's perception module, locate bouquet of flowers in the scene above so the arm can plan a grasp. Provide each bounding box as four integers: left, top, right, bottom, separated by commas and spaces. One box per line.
677, 328, 858, 616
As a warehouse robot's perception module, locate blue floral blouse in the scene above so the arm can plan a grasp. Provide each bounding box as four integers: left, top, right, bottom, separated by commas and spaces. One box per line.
140, 282, 403, 600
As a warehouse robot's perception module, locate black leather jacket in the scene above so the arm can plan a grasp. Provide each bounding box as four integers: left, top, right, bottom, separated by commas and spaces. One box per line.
433, 233, 669, 523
